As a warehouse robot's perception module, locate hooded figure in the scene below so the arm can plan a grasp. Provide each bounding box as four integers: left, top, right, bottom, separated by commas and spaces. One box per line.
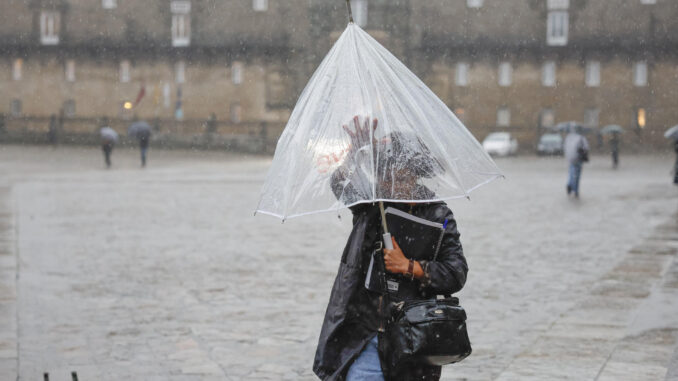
314, 122, 468, 381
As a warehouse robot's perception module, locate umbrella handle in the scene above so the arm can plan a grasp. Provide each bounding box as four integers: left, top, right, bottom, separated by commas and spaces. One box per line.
378, 202, 393, 249
345, 0, 354, 23
382, 233, 393, 250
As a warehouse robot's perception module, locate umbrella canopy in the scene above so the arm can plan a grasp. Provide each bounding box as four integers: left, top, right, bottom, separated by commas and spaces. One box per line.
127, 121, 151, 139
664, 125, 678, 140
552, 121, 588, 133
600, 125, 624, 135
100, 126, 119, 142
256, 23, 502, 220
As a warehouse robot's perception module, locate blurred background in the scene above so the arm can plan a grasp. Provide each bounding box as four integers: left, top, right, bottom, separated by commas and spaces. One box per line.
1, 0, 676, 153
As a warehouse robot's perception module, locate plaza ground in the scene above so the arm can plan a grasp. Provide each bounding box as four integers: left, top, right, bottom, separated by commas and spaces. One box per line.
0, 145, 677, 380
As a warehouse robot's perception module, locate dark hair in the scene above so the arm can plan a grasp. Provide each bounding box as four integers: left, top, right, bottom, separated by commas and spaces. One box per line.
378, 132, 443, 180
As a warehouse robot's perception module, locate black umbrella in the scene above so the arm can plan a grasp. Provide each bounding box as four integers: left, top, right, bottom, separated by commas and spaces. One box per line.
127, 121, 152, 139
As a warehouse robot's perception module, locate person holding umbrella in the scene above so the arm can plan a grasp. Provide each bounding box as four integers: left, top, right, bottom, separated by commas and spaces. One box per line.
601, 125, 624, 169
99, 120, 118, 168
563, 124, 590, 198
128, 120, 152, 167
256, 15, 502, 381
312, 116, 469, 381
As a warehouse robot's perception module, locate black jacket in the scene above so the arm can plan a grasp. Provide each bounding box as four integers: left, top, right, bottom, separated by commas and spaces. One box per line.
312, 199, 468, 380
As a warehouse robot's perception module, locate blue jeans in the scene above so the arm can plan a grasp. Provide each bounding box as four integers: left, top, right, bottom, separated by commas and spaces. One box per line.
568, 163, 582, 195
346, 336, 384, 381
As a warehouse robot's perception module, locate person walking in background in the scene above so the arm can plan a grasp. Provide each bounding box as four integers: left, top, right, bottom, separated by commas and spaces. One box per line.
564, 125, 589, 198
610, 132, 620, 169
673, 139, 678, 185
99, 118, 118, 169
47, 114, 58, 144
127, 119, 152, 167
204, 113, 217, 146
138, 129, 150, 167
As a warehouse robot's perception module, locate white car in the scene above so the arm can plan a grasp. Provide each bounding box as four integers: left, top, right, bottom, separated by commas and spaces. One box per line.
482, 132, 518, 156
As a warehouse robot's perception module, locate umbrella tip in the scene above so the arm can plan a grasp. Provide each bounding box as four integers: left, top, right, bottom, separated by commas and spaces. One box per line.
281, 218, 286, 224
466, 195, 471, 201
253, 211, 257, 217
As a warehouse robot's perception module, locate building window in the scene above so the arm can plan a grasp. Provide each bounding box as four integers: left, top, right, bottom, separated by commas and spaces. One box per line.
637, 108, 646, 129
351, 0, 368, 28
172, 14, 191, 47
547, 0, 569, 9
231, 103, 242, 123
10, 99, 22, 117
467, 0, 483, 8
102, 0, 117, 9
171, 0, 190, 14
584, 108, 599, 128
65, 59, 75, 82
498, 62, 512, 87
497, 107, 510, 127
547, 11, 568, 46
633, 61, 648, 87
63, 99, 76, 117
455, 62, 469, 87
585, 60, 600, 87
40, 11, 60, 45
253, 0, 268, 11
542, 61, 556, 87
175, 61, 186, 84
540, 108, 555, 128
120, 60, 130, 83
232, 62, 243, 85
12, 59, 22, 81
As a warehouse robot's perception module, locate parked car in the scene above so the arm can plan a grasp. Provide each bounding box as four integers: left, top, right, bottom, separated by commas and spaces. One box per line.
482, 132, 518, 156
537, 133, 564, 156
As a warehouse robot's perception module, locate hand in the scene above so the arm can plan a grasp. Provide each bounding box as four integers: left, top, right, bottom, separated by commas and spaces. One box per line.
342, 115, 378, 154
383, 236, 409, 274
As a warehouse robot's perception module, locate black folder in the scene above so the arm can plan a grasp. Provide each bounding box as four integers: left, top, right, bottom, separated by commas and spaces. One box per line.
365, 207, 445, 293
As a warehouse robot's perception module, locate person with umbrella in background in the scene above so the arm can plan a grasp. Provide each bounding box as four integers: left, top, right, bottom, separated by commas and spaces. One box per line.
563, 123, 590, 198
601, 125, 624, 169
128, 120, 152, 167
99, 118, 118, 168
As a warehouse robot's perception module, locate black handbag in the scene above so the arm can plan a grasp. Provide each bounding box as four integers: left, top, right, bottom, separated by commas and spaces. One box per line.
381, 219, 472, 367
386, 296, 472, 367
577, 139, 589, 162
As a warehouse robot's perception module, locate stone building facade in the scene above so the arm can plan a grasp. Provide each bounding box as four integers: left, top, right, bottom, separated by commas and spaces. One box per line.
0, 0, 676, 151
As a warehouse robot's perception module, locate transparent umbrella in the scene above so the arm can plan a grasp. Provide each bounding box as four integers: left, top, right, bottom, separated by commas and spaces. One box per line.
256, 22, 502, 221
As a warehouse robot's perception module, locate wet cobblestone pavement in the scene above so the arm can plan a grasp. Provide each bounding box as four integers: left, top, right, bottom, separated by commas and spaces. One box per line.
0, 145, 677, 380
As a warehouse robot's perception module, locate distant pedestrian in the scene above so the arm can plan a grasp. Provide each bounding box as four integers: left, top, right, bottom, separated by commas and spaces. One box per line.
47, 114, 58, 144
138, 130, 150, 167
673, 139, 678, 185
564, 126, 589, 198
99, 120, 118, 169
204, 113, 217, 146
610, 133, 620, 169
